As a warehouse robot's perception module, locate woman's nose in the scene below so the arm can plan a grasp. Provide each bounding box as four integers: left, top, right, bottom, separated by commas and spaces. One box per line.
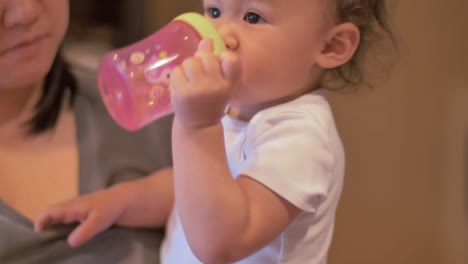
2, 0, 41, 29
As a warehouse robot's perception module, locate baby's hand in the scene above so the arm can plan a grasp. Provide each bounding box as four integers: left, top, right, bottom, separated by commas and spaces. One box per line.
34, 187, 128, 248
170, 38, 241, 128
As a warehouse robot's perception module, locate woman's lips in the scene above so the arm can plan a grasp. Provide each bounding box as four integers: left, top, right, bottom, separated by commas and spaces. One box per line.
0, 36, 47, 57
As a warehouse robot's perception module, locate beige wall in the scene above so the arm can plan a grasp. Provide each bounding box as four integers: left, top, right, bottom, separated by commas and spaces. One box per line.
143, 0, 201, 34
327, 0, 467, 263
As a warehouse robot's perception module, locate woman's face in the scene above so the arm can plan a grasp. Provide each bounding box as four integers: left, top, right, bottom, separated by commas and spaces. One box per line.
0, 0, 69, 91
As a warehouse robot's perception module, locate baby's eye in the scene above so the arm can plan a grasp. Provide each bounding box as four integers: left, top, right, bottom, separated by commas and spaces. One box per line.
206, 8, 221, 19
243, 12, 264, 24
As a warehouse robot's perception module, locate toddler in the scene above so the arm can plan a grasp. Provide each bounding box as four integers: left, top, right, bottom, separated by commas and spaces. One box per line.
35, 0, 394, 263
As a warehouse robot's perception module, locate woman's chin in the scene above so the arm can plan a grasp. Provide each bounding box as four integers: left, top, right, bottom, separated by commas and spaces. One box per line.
0, 65, 51, 91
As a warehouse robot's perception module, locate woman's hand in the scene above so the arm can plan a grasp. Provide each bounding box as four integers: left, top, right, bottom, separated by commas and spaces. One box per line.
170, 38, 241, 129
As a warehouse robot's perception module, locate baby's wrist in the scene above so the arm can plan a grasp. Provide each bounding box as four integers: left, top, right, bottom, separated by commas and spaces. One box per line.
174, 114, 222, 131
108, 183, 137, 208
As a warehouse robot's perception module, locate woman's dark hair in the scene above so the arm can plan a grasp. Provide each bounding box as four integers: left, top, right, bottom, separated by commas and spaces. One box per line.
27, 51, 77, 134
323, 0, 396, 89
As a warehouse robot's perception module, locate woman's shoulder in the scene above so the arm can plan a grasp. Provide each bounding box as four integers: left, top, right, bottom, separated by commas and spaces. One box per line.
69, 64, 103, 105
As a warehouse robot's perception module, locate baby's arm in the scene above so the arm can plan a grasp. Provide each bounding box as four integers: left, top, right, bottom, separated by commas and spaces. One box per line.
34, 167, 173, 248
173, 122, 301, 263
170, 40, 301, 263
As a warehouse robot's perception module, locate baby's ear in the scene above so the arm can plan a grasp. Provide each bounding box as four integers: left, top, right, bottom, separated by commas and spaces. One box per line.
316, 23, 360, 69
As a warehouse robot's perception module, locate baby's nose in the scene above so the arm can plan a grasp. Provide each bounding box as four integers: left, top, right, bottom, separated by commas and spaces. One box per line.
223, 35, 239, 50
215, 22, 239, 51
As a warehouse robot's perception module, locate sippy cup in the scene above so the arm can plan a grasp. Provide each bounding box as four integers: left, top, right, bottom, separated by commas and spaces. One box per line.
97, 13, 225, 131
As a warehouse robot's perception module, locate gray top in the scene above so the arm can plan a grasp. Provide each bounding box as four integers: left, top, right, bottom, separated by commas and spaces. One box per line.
0, 66, 173, 264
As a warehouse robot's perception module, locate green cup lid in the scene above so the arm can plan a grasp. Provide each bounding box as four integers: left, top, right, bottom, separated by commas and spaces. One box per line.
174, 12, 226, 55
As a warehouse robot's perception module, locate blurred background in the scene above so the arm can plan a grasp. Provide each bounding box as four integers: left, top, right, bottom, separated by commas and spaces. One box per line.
65, 0, 467, 263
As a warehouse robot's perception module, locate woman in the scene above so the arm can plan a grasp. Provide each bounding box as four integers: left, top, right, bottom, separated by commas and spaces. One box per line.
0, 1, 173, 263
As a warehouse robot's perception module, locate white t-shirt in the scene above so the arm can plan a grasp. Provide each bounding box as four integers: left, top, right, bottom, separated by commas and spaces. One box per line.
161, 90, 345, 264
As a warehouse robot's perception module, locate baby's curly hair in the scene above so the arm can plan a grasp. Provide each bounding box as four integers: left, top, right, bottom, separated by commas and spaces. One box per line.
323, 0, 396, 89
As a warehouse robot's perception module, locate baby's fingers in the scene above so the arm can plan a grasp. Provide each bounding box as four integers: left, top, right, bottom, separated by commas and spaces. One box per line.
67, 212, 113, 248
34, 205, 86, 232
220, 51, 241, 84
198, 38, 214, 53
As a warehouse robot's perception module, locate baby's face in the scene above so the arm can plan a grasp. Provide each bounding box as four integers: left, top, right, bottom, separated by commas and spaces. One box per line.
0, 0, 69, 91
203, 0, 331, 110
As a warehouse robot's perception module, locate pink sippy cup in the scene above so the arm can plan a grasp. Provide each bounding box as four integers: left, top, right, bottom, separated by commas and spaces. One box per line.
97, 13, 225, 131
